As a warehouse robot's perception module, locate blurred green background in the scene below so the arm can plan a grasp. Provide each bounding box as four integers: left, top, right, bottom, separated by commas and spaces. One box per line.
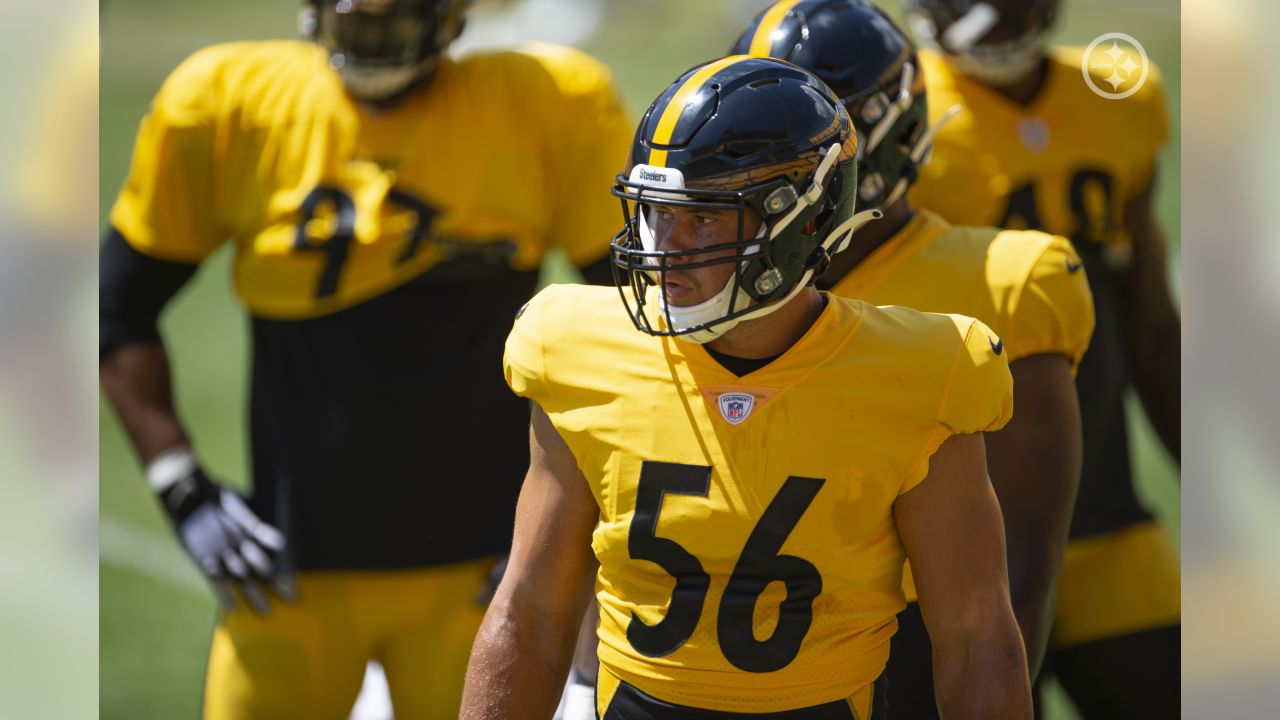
99, 1, 1180, 717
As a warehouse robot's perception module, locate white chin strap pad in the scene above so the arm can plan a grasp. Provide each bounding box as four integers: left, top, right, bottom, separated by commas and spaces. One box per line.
662, 222, 765, 345
883, 104, 962, 208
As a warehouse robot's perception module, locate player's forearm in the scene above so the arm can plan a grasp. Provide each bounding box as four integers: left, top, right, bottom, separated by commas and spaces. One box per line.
1130, 311, 1181, 463
1004, 544, 1061, 679
977, 356, 1080, 676
100, 342, 191, 464
570, 595, 601, 684
932, 620, 1032, 719
994, 461, 1075, 678
460, 593, 580, 720
984, 357, 1080, 676
1124, 193, 1181, 463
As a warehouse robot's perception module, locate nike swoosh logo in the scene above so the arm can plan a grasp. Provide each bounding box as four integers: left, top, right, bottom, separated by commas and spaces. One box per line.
1065, 259, 1083, 273
989, 336, 1004, 355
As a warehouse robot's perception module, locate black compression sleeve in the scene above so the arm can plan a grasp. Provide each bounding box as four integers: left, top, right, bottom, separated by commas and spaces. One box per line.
99, 227, 199, 361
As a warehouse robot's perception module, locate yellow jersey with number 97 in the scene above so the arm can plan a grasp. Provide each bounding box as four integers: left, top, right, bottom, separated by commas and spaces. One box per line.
504, 284, 1012, 712
110, 39, 631, 319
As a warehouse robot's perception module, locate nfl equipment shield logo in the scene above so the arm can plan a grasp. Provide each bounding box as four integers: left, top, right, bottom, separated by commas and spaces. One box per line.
717, 392, 755, 426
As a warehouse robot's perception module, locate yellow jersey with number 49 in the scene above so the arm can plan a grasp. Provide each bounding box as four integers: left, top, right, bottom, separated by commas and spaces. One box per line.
110, 40, 630, 319
910, 47, 1168, 263
504, 284, 1012, 712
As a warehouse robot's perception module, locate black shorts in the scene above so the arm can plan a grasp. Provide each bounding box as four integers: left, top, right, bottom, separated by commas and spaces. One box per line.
599, 676, 888, 720
883, 601, 937, 720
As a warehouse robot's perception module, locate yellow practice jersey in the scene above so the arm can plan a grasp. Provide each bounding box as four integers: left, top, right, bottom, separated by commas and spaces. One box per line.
110, 39, 631, 319
910, 47, 1169, 264
504, 285, 1013, 712
829, 210, 1095, 371
826, 209, 1095, 602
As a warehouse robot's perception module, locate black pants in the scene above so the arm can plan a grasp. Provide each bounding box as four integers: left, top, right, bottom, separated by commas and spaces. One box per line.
600, 676, 889, 719
883, 602, 937, 719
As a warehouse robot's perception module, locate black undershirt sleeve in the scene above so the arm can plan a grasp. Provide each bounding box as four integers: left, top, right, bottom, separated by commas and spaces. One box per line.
99, 226, 199, 362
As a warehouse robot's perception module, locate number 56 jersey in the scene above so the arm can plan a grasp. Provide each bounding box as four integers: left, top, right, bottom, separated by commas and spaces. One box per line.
504, 285, 1013, 712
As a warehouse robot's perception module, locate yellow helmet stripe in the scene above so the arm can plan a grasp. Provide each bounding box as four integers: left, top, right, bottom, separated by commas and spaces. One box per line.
647, 55, 750, 167
748, 0, 803, 57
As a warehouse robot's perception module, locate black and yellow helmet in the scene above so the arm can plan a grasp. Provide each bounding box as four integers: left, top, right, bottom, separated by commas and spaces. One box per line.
731, 0, 932, 211
610, 55, 876, 343
300, 0, 471, 102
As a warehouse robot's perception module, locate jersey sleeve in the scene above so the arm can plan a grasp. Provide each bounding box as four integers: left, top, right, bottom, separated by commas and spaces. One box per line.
938, 318, 1015, 435
1005, 234, 1096, 372
519, 43, 633, 267
503, 287, 553, 406
109, 46, 231, 262
900, 316, 1014, 495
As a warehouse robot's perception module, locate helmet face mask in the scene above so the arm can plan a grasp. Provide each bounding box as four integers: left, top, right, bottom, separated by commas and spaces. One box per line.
302, 0, 470, 102
610, 56, 867, 344
612, 166, 825, 342
904, 0, 1059, 86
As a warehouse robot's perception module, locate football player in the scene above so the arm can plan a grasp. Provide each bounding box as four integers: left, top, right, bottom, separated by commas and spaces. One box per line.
732, 1, 1094, 715
903, 0, 1181, 715
460, 55, 1032, 719
98, 1, 631, 717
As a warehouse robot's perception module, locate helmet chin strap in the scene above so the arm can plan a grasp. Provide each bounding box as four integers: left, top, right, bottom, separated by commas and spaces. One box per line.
882, 103, 962, 207
661, 226, 763, 345
864, 62, 915, 155
670, 143, 884, 344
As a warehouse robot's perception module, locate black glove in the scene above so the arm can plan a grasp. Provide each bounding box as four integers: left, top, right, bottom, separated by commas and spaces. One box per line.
149, 448, 294, 614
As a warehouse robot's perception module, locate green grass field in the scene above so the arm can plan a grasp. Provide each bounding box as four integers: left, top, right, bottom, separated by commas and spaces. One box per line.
99, 1, 1180, 717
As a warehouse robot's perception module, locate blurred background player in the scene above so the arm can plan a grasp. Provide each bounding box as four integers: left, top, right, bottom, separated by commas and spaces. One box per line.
0, 9, 97, 718
464, 54, 1031, 719
733, 0, 1094, 714
902, 0, 1181, 716
98, 0, 630, 717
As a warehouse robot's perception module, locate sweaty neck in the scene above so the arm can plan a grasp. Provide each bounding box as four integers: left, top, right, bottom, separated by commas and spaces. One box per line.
819, 199, 915, 290
706, 286, 827, 360
982, 55, 1051, 107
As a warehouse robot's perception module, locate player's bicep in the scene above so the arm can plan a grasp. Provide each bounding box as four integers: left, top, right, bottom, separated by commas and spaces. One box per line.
497, 403, 598, 624
894, 432, 1012, 647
